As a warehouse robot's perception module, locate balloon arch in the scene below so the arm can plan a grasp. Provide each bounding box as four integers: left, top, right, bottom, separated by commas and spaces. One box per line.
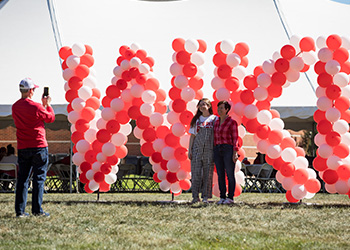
59, 34, 350, 202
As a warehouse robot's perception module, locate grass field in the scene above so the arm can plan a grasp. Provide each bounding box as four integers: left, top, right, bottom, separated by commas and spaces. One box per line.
0, 192, 350, 250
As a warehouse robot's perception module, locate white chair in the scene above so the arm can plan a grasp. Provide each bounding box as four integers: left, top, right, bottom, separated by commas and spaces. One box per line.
0, 163, 17, 192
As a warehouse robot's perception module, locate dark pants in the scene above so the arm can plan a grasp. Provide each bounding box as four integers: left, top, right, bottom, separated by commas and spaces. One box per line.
15, 147, 48, 215
214, 144, 236, 200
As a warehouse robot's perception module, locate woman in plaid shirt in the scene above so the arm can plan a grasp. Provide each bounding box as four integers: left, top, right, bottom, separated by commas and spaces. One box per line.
213, 101, 239, 204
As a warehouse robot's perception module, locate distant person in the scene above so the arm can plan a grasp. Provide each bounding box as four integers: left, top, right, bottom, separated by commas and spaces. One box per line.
213, 101, 239, 205
242, 157, 250, 165
0, 144, 18, 165
12, 78, 55, 218
188, 98, 216, 204
0, 147, 6, 161
253, 152, 266, 164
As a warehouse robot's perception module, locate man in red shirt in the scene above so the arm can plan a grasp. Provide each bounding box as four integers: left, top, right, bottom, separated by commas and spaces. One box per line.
213, 101, 239, 205
12, 78, 55, 217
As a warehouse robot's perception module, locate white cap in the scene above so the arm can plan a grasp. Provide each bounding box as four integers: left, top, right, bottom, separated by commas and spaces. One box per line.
19, 78, 39, 90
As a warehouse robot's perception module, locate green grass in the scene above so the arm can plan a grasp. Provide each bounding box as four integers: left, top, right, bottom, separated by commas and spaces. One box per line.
0, 193, 350, 249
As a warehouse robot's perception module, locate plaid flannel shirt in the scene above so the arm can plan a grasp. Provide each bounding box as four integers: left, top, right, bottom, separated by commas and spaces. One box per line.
213, 116, 239, 151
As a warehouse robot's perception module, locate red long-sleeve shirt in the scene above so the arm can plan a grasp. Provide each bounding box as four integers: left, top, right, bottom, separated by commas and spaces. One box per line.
12, 98, 55, 149
213, 116, 239, 151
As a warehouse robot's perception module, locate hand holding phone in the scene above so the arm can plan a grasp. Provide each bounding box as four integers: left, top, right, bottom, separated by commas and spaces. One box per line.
43, 87, 49, 97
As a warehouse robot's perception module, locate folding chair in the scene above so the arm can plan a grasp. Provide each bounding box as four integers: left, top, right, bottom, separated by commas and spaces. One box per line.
256, 163, 283, 193
0, 163, 17, 192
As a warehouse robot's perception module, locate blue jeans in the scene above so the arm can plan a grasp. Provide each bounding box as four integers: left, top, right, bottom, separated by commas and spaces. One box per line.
15, 147, 48, 215
214, 144, 236, 200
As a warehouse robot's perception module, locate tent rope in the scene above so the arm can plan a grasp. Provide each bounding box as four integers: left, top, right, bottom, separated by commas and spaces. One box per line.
273, 0, 316, 94
46, 0, 63, 64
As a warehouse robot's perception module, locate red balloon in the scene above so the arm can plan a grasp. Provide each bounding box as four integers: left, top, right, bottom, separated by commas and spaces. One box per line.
225, 77, 240, 92
183, 63, 197, 77
116, 110, 130, 125
121, 70, 132, 81
256, 125, 270, 139
68, 76, 83, 90
143, 57, 155, 68
174, 147, 188, 161
341, 109, 350, 123
294, 147, 305, 157
135, 73, 147, 85
128, 106, 141, 120
341, 61, 350, 74
333, 143, 350, 158
215, 42, 223, 53
280, 162, 295, 177
176, 51, 191, 65
106, 85, 121, 99
254, 66, 264, 76
105, 155, 117, 165
189, 77, 204, 91
245, 118, 260, 133
79, 172, 89, 184
145, 78, 160, 91
333, 47, 349, 64
274, 58, 290, 73
240, 56, 249, 68
313, 156, 328, 171
75, 65, 90, 79
156, 126, 170, 139
300, 64, 310, 72
86, 97, 100, 110
305, 178, 321, 193
294, 168, 309, 184
325, 131, 341, 147
234, 42, 249, 57
267, 83, 283, 98
271, 72, 287, 85
99, 181, 110, 192
280, 137, 296, 149
160, 160, 168, 170
151, 152, 163, 163
115, 145, 128, 159
243, 75, 258, 90
326, 84, 341, 100
180, 111, 194, 125
213, 53, 227, 67
136, 115, 150, 129
323, 169, 338, 184
116, 79, 127, 90
197, 39, 207, 52
156, 89, 167, 102
80, 161, 92, 172
92, 140, 103, 152
280, 45, 296, 59
326, 34, 342, 50
84, 184, 94, 193
240, 90, 254, 104
92, 88, 101, 99
313, 109, 326, 123
124, 49, 135, 60
119, 45, 129, 56
337, 164, 350, 180
317, 73, 333, 87
65, 89, 78, 103
299, 37, 315, 52
116, 56, 125, 66
143, 128, 157, 142
75, 119, 89, 133
154, 102, 167, 114
256, 100, 271, 110
71, 131, 84, 144
165, 133, 180, 147
128, 67, 139, 79
84, 150, 97, 164
272, 157, 285, 171
317, 120, 332, 135
286, 190, 299, 203
96, 129, 111, 143
59, 46, 72, 60
179, 179, 191, 190
153, 173, 161, 183
93, 172, 105, 183
101, 163, 112, 174
81, 107, 95, 122
166, 172, 178, 184
172, 38, 185, 52
136, 49, 147, 60
80, 54, 94, 67
334, 96, 350, 112
172, 99, 187, 113
314, 61, 326, 74
102, 96, 111, 108
169, 87, 181, 100
106, 120, 120, 134
268, 130, 283, 144
217, 65, 232, 79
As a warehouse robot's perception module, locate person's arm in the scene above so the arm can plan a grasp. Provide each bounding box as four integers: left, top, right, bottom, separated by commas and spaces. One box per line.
232, 119, 239, 163
38, 96, 55, 123
188, 134, 195, 160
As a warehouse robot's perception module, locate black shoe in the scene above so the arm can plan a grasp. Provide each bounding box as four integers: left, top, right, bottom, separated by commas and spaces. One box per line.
33, 212, 50, 217
16, 212, 30, 218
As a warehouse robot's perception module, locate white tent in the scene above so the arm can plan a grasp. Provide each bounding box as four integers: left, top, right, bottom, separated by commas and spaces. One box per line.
1, 0, 350, 128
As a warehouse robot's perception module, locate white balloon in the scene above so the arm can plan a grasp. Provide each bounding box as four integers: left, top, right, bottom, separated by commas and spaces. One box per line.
253, 87, 268, 101
66, 55, 80, 69
341, 36, 350, 50
333, 120, 349, 135
244, 104, 259, 119
110, 98, 124, 112
257, 73, 271, 88
72, 152, 84, 166
76, 139, 90, 153
96, 152, 107, 163
181, 87, 195, 102
262, 59, 276, 75
220, 40, 235, 54
325, 107, 341, 122
281, 148, 297, 163
67, 111, 80, 124
191, 52, 205, 65
170, 63, 182, 76
119, 123, 132, 136
153, 138, 166, 152
301, 51, 317, 65
269, 118, 284, 131
140, 103, 154, 116
111, 133, 127, 147
92, 162, 101, 172
138, 63, 150, 74
316, 36, 327, 49
174, 75, 189, 89
113, 66, 123, 77
318, 47, 333, 62
130, 84, 144, 98
232, 66, 246, 80
102, 142, 116, 157
105, 173, 117, 184
325, 60, 341, 75
317, 96, 332, 111
62, 68, 75, 81
180, 133, 191, 148
83, 75, 97, 88
184, 39, 199, 53
101, 107, 115, 121
289, 57, 304, 71
71, 98, 85, 112
326, 155, 342, 170
318, 144, 333, 158
72, 43, 86, 57
130, 57, 142, 67
142, 90, 157, 104
150, 112, 164, 127
216, 88, 230, 101
333, 72, 349, 88
211, 77, 225, 90
226, 53, 241, 67
78, 86, 92, 100
315, 86, 326, 98
159, 180, 171, 192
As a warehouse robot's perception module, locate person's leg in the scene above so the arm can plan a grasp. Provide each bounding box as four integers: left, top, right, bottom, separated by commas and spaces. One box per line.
15, 149, 33, 216
202, 148, 214, 199
31, 147, 48, 214
213, 145, 226, 199
222, 145, 236, 200
191, 155, 202, 200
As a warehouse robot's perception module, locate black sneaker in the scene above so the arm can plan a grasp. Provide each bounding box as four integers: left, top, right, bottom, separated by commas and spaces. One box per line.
33, 212, 50, 217
16, 212, 30, 218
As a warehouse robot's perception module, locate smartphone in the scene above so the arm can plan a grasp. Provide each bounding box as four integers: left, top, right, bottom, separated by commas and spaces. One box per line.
43, 87, 49, 97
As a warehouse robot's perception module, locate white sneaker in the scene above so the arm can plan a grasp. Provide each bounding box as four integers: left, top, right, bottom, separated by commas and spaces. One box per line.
216, 198, 226, 204
223, 198, 234, 204
202, 198, 208, 203
191, 198, 201, 204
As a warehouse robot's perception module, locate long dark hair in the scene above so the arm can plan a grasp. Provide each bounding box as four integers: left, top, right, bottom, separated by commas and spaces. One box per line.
190, 98, 213, 128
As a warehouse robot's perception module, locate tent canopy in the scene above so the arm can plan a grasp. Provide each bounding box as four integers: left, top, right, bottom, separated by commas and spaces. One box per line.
1, 0, 350, 127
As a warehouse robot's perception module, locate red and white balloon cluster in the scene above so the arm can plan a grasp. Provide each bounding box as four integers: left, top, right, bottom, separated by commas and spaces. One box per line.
312, 34, 350, 196
210, 39, 250, 197
59, 43, 116, 193
150, 38, 208, 195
